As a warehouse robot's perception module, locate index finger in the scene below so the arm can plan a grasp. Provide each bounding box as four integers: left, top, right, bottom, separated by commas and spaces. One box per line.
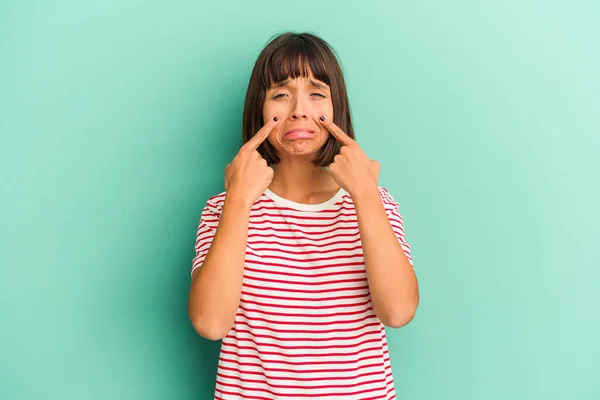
240, 116, 280, 152
319, 115, 355, 146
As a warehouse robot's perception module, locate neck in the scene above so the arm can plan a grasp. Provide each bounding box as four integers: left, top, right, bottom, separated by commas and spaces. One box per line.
269, 156, 339, 203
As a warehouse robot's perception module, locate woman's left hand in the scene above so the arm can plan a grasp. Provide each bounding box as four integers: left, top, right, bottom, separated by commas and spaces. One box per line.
319, 115, 380, 197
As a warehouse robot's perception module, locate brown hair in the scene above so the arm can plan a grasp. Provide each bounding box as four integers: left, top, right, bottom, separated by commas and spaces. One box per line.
242, 32, 354, 166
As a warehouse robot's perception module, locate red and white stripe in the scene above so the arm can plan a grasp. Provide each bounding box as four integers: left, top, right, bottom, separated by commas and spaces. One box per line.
192, 187, 413, 399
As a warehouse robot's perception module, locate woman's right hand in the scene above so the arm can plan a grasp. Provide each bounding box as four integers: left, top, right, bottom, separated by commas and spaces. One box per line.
224, 116, 280, 207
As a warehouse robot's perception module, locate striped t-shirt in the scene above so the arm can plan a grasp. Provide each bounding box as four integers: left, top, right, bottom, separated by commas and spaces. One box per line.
191, 186, 414, 399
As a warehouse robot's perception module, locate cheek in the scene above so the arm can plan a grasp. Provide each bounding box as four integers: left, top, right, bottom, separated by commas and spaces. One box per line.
262, 100, 283, 122
267, 126, 283, 147
315, 103, 334, 138
314, 102, 334, 122
263, 98, 290, 112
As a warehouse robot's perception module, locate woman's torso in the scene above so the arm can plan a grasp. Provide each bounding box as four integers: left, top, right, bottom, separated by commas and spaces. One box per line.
213, 187, 397, 400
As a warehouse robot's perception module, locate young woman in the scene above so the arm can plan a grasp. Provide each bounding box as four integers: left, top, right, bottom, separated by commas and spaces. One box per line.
188, 32, 419, 400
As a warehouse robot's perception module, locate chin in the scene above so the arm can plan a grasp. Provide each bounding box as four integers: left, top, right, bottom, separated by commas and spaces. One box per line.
277, 140, 326, 157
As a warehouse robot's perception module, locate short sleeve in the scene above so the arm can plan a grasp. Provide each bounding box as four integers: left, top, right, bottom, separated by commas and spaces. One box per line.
190, 197, 224, 277
378, 187, 414, 268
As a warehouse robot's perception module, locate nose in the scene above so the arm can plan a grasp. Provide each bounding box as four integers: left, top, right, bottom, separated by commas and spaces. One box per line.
290, 97, 309, 120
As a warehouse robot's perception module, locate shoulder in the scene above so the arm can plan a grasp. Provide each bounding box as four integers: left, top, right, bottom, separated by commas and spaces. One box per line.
377, 186, 401, 212
202, 191, 227, 214
206, 190, 227, 204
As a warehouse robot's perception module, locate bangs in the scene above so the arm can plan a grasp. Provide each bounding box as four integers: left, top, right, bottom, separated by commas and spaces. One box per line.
261, 38, 331, 89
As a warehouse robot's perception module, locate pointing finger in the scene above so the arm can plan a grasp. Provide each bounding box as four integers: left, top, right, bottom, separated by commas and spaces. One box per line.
319, 115, 355, 146
240, 116, 280, 153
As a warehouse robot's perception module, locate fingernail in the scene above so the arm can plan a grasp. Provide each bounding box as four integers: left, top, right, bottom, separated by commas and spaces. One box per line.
273, 116, 279, 122
320, 115, 326, 121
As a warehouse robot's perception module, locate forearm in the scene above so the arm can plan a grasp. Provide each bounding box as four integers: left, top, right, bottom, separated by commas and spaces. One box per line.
188, 196, 251, 340
353, 188, 419, 328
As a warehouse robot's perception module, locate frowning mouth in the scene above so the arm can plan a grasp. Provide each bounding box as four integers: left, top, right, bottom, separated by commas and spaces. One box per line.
283, 129, 317, 140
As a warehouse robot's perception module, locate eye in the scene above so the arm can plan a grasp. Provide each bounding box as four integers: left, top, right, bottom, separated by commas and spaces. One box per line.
311, 93, 325, 98
273, 93, 287, 99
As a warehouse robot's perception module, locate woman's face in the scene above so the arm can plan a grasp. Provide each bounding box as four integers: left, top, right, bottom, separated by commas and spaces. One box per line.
262, 73, 334, 160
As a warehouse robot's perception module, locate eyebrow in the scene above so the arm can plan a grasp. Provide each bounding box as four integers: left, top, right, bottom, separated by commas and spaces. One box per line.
269, 79, 329, 91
